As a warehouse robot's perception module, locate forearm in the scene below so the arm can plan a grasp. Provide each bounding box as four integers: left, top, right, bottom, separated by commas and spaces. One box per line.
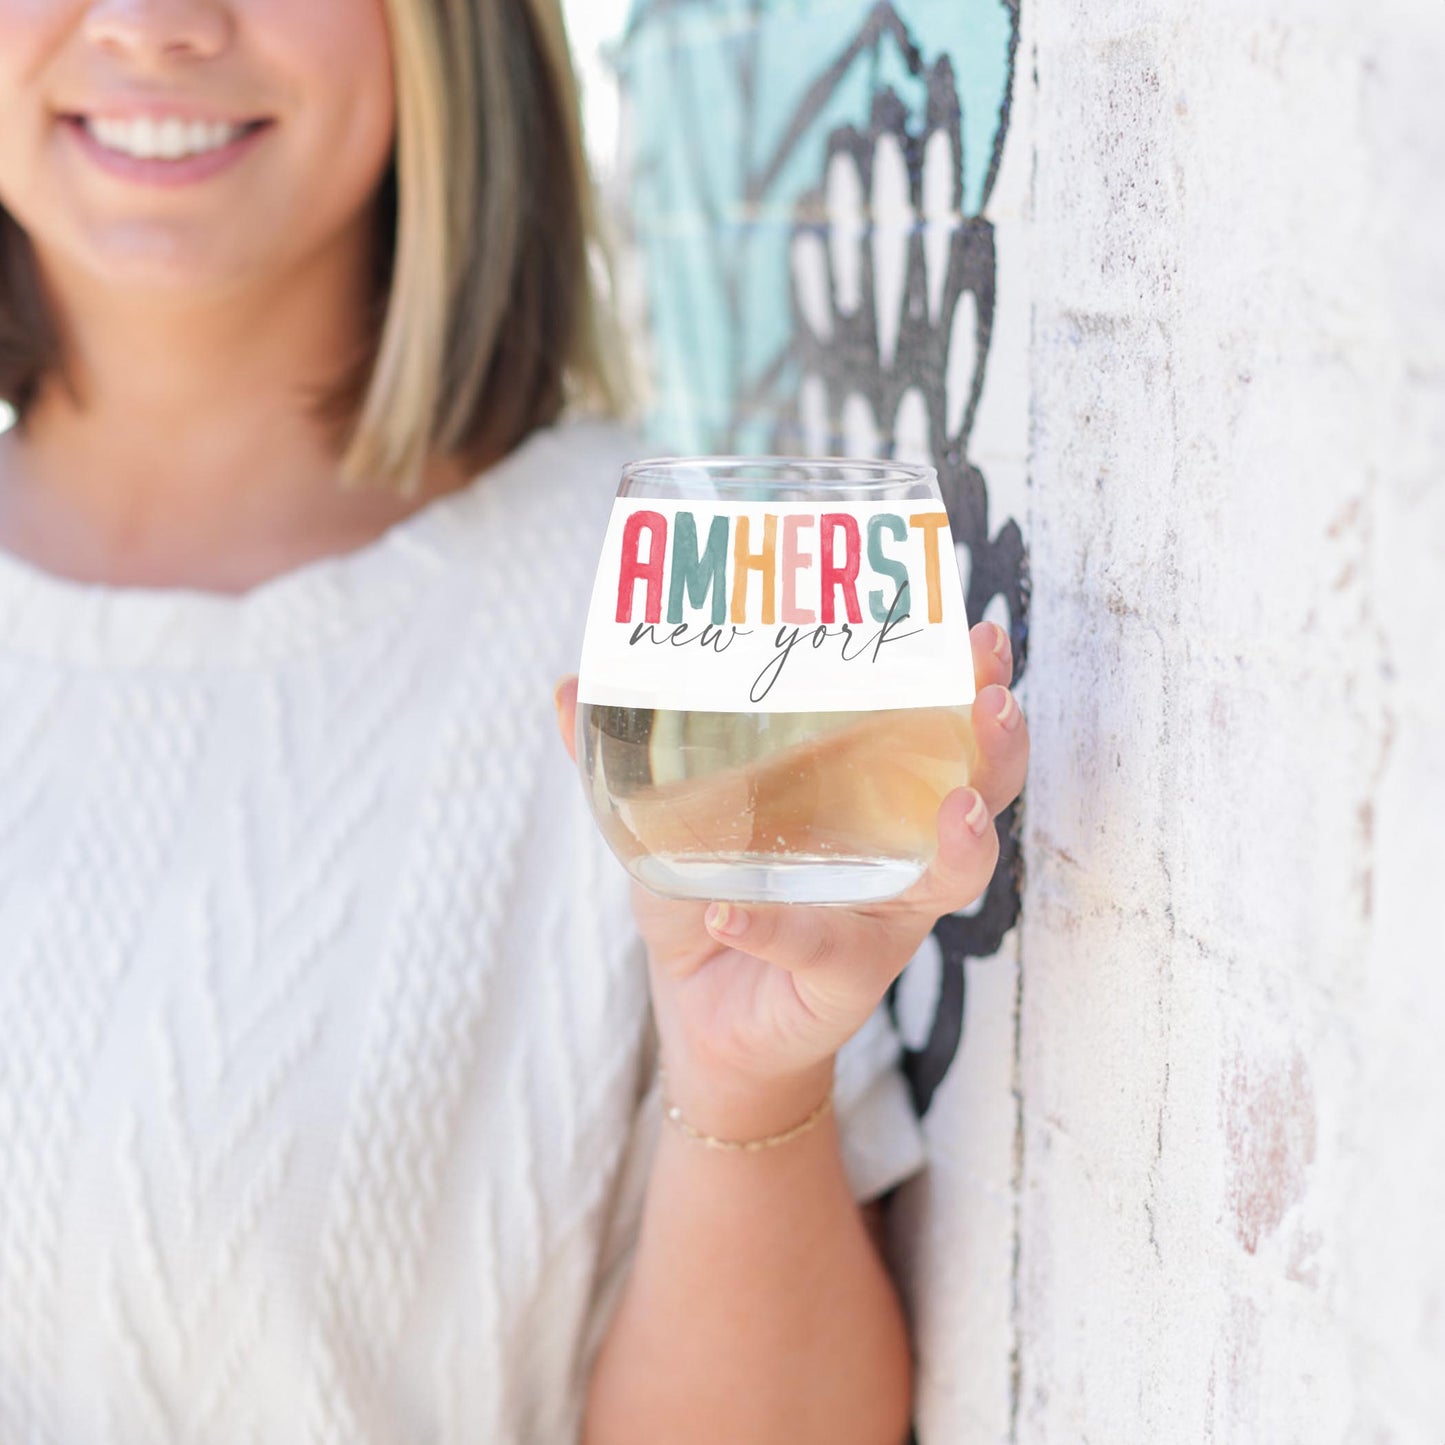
581, 1058, 913, 1445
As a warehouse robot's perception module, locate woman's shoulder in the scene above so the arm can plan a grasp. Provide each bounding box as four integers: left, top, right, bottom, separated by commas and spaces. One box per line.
532, 412, 653, 470
436, 413, 641, 582
412, 414, 650, 663
506, 413, 651, 519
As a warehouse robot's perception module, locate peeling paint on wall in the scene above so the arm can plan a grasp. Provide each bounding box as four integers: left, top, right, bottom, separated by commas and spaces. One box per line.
1223, 1047, 1316, 1257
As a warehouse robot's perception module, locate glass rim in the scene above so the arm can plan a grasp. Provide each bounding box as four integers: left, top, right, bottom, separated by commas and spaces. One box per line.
620, 455, 939, 492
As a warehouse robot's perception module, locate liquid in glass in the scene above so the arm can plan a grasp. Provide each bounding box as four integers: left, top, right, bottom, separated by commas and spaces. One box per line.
579, 701, 975, 904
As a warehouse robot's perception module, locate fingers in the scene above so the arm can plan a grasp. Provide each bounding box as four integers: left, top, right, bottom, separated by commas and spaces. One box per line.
970, 682, 1029, 820
966, 619, 1027, 812
553, 676, 579, 763
703, 896, 912, 1015
704, 783, 1004, 998
970, 620, 1014, 693
898, 784, 1004, 918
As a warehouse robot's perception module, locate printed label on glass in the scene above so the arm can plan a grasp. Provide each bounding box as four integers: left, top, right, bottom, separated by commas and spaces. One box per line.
578, 500, 975, 713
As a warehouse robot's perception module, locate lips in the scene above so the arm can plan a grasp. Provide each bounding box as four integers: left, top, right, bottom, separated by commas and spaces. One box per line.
59, 112, 274, 187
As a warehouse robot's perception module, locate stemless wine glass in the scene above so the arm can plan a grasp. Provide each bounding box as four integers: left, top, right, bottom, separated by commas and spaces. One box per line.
575, 457, 977, 905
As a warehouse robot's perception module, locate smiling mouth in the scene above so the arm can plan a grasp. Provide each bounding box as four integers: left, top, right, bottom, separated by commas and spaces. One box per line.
61, 114, 272, 162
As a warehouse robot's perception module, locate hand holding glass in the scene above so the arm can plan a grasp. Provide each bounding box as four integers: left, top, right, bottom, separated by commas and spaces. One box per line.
575, 459, 978, 905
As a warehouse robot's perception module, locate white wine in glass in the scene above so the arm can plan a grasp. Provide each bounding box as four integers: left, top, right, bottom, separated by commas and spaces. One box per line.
581, 702, 975, 903
576, 459, 977, 905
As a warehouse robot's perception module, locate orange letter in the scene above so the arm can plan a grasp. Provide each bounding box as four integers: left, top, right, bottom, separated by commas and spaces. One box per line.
730, 514, 778, 624
908, 512, 950, 623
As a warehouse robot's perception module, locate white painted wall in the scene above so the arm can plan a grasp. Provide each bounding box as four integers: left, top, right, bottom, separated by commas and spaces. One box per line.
895, 0, 1445, 1440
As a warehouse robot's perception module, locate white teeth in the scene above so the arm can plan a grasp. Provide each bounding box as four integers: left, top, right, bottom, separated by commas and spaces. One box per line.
157, 116, 185, 159
84, 115, 246, 161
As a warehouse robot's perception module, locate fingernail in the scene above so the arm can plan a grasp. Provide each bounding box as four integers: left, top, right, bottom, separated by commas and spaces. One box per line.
990, 623, 1010, 661
554, 680, 578, 727
962, 788, 990, 837
705, 902, 749, 937
988, 686, 1022, 732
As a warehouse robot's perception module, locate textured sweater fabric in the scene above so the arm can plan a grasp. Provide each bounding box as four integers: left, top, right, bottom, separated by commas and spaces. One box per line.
0, 418, 929, 1444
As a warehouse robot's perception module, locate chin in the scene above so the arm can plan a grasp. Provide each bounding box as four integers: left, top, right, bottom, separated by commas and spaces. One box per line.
67, 220, 262, 295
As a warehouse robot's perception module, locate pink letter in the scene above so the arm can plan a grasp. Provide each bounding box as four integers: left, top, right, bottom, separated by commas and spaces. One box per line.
780, 514, 816, 623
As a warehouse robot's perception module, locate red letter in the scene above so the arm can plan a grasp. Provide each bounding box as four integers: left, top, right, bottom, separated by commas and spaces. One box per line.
615, 510, 667, 623
819, 513, 862, 624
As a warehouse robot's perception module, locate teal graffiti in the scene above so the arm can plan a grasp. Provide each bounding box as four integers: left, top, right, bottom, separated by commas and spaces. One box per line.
617, 0, 1018, 453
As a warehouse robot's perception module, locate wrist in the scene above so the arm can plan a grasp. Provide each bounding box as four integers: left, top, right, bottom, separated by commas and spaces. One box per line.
657, 1053, 836, 1145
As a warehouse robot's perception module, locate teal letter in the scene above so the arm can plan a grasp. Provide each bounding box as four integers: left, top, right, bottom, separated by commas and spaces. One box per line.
867, 513, 911, 622
667, 512, 729, 624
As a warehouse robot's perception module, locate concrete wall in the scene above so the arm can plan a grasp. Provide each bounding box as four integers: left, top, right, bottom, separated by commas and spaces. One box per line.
603, 0, 1445, 1438
1012, 1, 1445, 1439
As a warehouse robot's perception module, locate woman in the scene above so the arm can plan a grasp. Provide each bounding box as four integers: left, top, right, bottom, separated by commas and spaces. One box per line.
0, 1, 1029, 1440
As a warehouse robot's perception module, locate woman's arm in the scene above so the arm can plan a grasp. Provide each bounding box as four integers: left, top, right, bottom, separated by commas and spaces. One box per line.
560, 620, 1027, 1444
581, 1056, 913, 1445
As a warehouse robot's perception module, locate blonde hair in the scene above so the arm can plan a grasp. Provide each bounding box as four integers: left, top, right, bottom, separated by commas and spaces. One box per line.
0, 0, 631, 494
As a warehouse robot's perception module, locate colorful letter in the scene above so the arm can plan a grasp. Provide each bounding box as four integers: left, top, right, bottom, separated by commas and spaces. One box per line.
667, 512, 728, 624
615, 509, 667, 624
780, 514, 816, 624
866, 513, 910, 622
730, 513, 778, 625
908, 511, 950, 623
819, 513, 863, 624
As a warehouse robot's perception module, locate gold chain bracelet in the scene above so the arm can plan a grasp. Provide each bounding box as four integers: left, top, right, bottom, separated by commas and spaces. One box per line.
657, 1065, 833, 1153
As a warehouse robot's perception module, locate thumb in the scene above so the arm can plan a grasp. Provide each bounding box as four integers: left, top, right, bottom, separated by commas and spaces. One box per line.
553, 676, 579, 763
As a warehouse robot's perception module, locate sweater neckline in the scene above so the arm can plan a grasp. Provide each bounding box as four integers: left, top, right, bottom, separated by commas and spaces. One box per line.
0, 425, 555, 670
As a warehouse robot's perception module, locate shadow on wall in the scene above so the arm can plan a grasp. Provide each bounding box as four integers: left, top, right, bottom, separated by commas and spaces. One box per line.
616, 0, 1027, 1115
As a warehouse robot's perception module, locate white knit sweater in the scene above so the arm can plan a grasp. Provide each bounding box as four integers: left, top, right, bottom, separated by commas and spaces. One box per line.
0, 418, 928, 1444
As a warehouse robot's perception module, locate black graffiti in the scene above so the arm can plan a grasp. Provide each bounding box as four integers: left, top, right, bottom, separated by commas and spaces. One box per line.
770, 5, 1028, 1118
